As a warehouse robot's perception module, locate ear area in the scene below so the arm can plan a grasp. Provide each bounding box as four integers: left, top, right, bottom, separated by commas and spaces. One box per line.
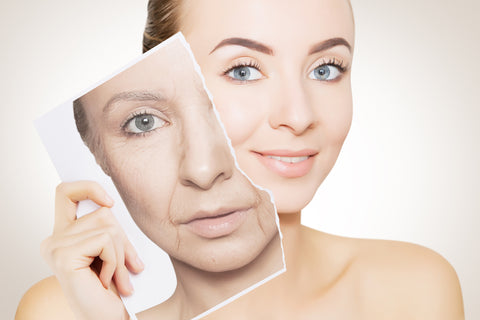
90, 141, 112, 177
72, 98, 112, 177
95, 153, 112, 177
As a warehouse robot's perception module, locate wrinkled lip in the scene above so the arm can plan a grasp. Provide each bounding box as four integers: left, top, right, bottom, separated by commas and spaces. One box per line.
182, 207, 251, 239
183, 206, 250, 224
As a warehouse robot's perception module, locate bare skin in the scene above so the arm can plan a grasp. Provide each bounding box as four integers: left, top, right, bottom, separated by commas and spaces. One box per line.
16, 181, 136, 320
200, 214, 464, 320
16, 211, 463, 320
16, 0, 464, 319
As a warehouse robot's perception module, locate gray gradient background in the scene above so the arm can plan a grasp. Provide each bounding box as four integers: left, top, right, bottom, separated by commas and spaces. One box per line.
2, 0, 479, 318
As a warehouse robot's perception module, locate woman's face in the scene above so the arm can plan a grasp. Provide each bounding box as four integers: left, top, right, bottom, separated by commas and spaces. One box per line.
80, 39, 278, 272
180, 0, 355, 213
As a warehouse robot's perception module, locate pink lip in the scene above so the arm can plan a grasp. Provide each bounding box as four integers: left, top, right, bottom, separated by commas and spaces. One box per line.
253, 149, 318, 178
183, 207, 250, 239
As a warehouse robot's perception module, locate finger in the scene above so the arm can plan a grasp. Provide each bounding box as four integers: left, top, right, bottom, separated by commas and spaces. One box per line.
76, 211, 134, 296
68, 231, 118, 289
66, 207, 143, 274
124, 238, 144, 274
64, 207, 116, 237
43, 229, 113, 265
112, 248, 134, 296
54, 181, 114, 232
96, 233, 117, 290
43, 227, 117, 259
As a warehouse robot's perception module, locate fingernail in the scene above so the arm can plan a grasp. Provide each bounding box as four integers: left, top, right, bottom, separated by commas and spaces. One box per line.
136, 256, 145, 269
104, 193, 114, 206
127, 280, 134, 295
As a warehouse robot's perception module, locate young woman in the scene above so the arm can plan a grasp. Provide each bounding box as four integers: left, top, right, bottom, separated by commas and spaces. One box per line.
17, 0, 464, 319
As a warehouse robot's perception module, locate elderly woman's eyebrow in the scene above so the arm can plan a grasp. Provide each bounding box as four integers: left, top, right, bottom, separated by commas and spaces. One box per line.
103, 91, 166, 114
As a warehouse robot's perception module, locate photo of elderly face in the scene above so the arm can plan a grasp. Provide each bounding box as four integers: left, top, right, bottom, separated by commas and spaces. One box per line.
70, 35, 284, 319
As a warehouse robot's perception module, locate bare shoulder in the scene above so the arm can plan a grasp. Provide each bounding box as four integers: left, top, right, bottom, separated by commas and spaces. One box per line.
351, 238, 464, 319
16, 276, 75, 320
302, 228, 463, 319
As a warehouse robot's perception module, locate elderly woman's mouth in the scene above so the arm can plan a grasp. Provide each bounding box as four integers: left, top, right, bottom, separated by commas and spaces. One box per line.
183, 207, 251, 239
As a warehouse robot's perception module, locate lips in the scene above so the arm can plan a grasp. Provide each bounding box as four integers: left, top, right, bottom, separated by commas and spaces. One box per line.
183, 207, 250, 239
265, 155, 309, 163
253, 149, 317, 178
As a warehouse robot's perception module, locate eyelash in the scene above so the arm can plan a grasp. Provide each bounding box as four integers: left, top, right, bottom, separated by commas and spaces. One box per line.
121, 109, 166, 137
221, 57, 349, 82
313, 57, 348, 73
222, 60, 262, 77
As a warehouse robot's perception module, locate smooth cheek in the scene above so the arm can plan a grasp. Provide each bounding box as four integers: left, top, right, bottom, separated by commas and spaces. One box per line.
207, 78, 269, 146
318, 82, 353, 147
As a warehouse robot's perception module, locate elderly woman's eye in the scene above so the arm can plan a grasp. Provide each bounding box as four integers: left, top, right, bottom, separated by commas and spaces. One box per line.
226, 65, 262, 82
124, 113, 166, 134
308, 64, 342, 81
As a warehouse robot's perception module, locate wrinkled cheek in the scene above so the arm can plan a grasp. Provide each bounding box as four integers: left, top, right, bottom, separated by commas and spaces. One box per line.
109, 161, 145, 216
104, 151, 150, 215
256, 189, 277, 234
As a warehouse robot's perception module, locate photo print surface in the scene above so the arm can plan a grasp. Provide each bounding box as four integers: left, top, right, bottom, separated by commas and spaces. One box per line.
36, 33, 285, 320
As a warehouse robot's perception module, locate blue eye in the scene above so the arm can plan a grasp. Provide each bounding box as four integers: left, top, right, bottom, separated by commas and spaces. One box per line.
226, 65, 262, 82
124, 113, 166, 134
308, 64, 342, 81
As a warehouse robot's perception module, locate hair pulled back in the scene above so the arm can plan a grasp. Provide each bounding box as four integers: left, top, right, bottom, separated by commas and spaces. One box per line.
143, 0, 182, 53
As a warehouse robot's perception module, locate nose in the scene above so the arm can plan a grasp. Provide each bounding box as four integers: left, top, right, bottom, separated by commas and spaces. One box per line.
268, 76, 317, 135
178, 107, 234, 190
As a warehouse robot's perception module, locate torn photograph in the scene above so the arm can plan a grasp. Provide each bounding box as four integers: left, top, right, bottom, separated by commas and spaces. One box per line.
35, 33, 285, 320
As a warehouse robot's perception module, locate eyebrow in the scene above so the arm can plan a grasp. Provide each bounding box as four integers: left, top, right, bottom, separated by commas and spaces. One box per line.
103, 91, 167, 114
308, 37, 352, 54
209, 37, 352, 56
209, 37, 274, 55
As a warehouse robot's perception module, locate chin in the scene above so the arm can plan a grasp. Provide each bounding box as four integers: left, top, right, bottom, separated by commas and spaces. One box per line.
188, 249, 259, 273
252, 177, 320, 215
189, 234, 278, 273
274, 190, 316, 214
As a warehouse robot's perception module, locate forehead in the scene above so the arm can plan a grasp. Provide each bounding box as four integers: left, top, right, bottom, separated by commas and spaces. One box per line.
82, 38, 204, 110
181, 0, 354, 50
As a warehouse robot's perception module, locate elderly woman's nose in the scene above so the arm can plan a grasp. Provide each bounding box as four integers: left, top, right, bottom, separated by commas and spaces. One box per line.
268, 77, 317, 135
178, 111, 234, 190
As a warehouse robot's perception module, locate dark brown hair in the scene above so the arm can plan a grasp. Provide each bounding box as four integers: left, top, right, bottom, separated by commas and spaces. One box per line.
73, 98, 108, 173
73, 98, 90, 145
143, 0, 182, 53
143, 0, 354, 54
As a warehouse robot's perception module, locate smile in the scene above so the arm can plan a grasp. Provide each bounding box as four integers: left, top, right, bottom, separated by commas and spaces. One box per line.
265, 155, 309, 163
254, 149, 318, 178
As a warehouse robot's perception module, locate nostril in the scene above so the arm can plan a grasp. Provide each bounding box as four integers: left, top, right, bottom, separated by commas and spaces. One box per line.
179, 148, 234, 190
268, 82, 317, 135
180, 167, 227, 190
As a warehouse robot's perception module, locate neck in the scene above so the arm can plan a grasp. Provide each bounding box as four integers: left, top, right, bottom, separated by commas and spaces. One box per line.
277, 211, 306, 275
167, 231, 283, 319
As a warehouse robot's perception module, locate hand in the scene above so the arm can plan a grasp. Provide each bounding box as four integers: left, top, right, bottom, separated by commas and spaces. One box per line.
41, 181, 144, 320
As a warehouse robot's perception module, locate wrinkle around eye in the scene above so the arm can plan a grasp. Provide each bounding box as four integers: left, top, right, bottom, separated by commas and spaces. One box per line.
124, 113, 168, 134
